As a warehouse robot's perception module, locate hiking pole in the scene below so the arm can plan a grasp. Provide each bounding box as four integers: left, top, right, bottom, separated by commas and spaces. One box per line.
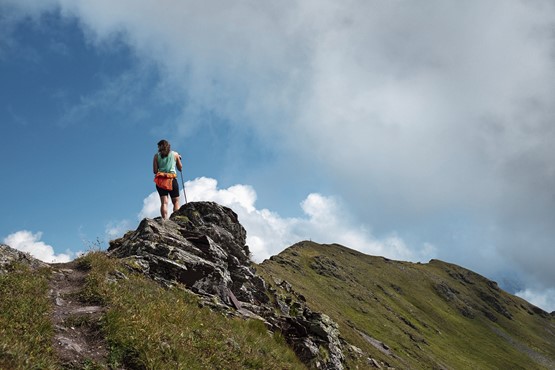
179, 169, 188, 204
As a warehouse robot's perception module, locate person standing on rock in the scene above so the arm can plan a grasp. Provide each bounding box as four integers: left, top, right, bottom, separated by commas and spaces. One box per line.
153, 139, 183, 219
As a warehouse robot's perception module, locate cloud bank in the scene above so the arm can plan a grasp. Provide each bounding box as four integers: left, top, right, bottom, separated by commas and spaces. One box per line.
139, 177, 436, 263
4, 1, 555, 307
50, 1, 555, 281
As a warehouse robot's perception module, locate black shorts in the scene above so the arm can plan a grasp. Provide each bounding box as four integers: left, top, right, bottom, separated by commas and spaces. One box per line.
156, 178, 180, 198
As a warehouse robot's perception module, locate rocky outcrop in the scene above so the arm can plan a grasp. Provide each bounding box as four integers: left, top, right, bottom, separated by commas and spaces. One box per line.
108, 201, 345, 369
0, 244, 48, 274
267, 279, 345, 369
109, 202, 267, 306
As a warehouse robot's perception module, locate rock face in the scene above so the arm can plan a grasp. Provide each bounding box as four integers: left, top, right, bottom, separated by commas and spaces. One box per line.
267, 279, 345, 369
108, 202, 267, 306
108, 201, 345, 369
0, 244, 48, 274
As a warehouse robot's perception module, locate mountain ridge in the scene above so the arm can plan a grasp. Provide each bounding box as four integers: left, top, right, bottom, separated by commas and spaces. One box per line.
1, 201, 554, 369
258, 240, 555, 368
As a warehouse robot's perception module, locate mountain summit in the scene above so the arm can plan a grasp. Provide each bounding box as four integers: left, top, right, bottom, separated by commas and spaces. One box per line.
108, 201, 268, 306
1, 201, 554, 369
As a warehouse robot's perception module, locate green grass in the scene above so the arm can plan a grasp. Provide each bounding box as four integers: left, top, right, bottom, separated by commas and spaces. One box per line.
77, 252, 305, 370
258, 241, 555, 369
0, 264, 57, 370
6, 242, 552, 369
0, 252, 305, 369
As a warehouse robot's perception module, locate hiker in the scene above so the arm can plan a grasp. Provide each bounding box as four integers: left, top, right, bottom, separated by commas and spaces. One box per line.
153, 139, 183, 219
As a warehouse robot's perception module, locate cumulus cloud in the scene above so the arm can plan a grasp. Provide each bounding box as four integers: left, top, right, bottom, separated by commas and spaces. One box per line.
3, 230, 72, 263
138, 191, 162, 220
139, 177, 436, 262
105, 220, 133, 240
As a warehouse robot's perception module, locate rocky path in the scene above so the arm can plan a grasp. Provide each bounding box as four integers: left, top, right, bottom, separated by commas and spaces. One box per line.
49, 261, 108, 368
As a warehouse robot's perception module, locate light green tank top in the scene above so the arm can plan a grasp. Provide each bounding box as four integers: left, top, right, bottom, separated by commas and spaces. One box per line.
157, 151, 176, 174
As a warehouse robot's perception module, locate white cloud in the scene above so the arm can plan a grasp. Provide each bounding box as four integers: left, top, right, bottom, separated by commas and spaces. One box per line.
3, 230, 72, 263
139, 177, 256, 220
139, 177, 437, 263
516, 288, 555, 313
105, 220, 133, 240
138, 191, 162, 220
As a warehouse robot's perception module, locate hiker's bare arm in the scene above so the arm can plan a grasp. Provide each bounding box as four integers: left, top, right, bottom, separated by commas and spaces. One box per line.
153, 154, 158, 174
175, 152, 183, 172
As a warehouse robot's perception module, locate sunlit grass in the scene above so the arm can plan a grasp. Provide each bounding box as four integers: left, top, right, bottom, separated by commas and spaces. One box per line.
0, 264, 57, 369
78, 252, 305, 370
0, 251, 305, 369
258, 241, 555, 369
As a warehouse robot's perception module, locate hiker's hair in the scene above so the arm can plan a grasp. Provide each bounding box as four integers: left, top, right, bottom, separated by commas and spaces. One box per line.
157, 140, 171, 157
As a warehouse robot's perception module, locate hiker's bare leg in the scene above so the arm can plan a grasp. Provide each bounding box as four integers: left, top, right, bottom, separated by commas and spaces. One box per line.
160, 195, 169, 219
171, 197, 180, 213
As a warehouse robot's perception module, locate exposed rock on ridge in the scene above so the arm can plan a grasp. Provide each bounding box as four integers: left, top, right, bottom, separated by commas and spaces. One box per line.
108, 201, 345, 369
109, 202, 267, 306
0, 244, 48, 274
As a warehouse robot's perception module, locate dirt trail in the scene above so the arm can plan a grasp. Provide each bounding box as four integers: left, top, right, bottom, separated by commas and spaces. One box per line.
49, 261, 108, 368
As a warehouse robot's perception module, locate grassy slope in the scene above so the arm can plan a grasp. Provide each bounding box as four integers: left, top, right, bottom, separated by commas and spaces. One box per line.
76, 252, 306, 370
257, 241, 555, 369
0, 253, 305, 370
2, 245, 554, 369
0, 264, 57, 369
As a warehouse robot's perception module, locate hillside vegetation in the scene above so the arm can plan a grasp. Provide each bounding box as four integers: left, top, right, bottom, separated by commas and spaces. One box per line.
0, 252, 303, 370
0, 264, 56, 368
2, 231, 555, 369
258, 241, 555, 369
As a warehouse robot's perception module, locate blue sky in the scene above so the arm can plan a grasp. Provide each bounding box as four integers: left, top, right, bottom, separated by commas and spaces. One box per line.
1, 0, 555, 311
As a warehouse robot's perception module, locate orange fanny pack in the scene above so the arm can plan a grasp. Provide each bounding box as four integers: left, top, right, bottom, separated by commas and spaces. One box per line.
154, 172, 177, 190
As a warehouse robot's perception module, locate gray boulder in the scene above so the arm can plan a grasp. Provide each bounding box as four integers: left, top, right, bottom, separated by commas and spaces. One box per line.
108, 202, 268, 306
268, 279, 345, 369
